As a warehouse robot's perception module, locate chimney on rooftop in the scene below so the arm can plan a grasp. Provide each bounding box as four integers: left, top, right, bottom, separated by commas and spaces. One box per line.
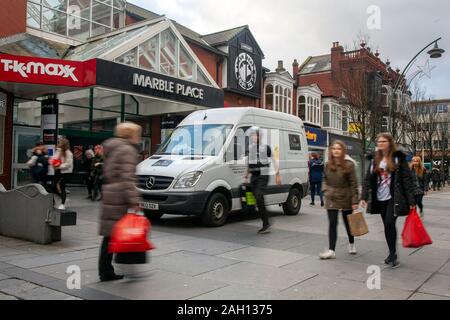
276, 60, 286, 73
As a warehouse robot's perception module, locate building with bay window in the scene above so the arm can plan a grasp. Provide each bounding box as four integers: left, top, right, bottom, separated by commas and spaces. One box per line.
263, 61, 294, 114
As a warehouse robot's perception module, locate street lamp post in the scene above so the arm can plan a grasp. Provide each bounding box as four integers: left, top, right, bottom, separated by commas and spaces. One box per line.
388, 37, 445, 133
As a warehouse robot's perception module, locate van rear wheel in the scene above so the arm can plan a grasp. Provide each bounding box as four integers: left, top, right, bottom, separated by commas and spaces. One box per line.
144, 210, 164, 221
283, 188, 301, 216
202, 193, 229, 227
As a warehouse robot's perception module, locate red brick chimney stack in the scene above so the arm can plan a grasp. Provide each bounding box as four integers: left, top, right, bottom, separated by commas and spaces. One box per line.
292, 59, 299, 77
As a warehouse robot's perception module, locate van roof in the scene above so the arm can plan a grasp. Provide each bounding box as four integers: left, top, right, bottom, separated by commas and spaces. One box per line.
180, 107, 304, 127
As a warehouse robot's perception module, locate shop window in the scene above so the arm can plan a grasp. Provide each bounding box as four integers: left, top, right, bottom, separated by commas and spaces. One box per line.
298, 96, 306, 120
139, 35, 159, 72
92, 109, 120, 132
265, 84, 274, 110
179, 46, 194, 81
14, 99, 41, 127
42, 7, 68, 36
116, 47, 138, 66
323, 104, 330, 127
160, 30, 177, 77
59, 105, 90, 131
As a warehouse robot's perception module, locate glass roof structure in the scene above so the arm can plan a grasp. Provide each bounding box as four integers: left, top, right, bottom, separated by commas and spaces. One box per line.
65, 18, 218, 87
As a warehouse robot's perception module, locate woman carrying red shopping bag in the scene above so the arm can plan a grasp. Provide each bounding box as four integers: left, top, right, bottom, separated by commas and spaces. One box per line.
360, 133, 416, 269
98, 122, 143, 282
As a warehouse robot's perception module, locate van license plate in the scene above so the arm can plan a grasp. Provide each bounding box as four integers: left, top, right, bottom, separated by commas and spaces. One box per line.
140, 202, 159, 210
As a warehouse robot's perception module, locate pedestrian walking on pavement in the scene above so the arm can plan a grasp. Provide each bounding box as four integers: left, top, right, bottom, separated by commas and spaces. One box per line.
82, 149, 94, 199
410, 156, 428, 218
244, 127, 281, 234
309, 153, 324, 207
98, 122, 142, 282
360, 133, 416, 269
27, 142, 49, 189
52, 138, 73, 210
431, 168, 441, 191
319, 141, 359, 260
91, 144, 104, 201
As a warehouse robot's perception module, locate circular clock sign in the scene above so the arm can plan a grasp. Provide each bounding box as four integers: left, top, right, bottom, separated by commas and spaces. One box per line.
235, 53, 257, 91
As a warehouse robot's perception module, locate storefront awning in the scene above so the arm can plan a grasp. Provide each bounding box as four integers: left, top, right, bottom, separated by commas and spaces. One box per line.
0, 53, 224, 108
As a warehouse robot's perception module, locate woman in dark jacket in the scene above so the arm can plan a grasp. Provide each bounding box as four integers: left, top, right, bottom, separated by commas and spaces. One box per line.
320, 141, 359, 260
361, 133, 416, 268
410, 156, 428, 218
98, 122, 142, 282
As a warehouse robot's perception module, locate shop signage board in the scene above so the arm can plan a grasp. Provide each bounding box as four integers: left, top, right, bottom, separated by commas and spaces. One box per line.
227, 29, 263, 98
0, 54, 96, 87
96, 59, 224, 109
41, 98, 59, 162
329, 133, 363, 156
304, 125, 327, 148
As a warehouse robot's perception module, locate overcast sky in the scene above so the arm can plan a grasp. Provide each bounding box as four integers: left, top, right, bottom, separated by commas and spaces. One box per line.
129, 0, 449, 99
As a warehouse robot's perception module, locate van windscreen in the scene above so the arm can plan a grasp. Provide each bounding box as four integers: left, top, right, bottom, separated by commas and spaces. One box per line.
156, 124, 233, 156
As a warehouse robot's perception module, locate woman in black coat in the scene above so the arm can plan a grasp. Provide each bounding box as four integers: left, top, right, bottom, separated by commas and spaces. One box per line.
360, 133, 416, 269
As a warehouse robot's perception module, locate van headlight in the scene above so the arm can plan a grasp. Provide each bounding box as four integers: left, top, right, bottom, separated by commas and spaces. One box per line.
174, 171, 203, 189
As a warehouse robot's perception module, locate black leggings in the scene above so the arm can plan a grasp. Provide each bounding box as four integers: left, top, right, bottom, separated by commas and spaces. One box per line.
54, 171, 68, 205
327, 209, 354, 251
376, 200, 398, 256
415, 195, 424, 213
250, 174, 270, 227
99, 237, 115, 277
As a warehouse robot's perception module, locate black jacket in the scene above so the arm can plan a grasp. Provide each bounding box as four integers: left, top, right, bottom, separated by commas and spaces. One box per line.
362, 151, 416, 216
411, 169, 428, 195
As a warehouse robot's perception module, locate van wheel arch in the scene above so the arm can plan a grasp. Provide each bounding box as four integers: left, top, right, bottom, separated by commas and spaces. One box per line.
283, 184, 302, 216
201, 188, 232, 227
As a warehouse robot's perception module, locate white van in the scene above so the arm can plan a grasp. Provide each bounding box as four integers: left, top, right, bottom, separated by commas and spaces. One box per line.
136, 107, 309, 227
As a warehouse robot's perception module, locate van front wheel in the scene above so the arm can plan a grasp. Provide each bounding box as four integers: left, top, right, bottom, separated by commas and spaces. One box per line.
202, 193, 229, 227
283, 188, 301, 216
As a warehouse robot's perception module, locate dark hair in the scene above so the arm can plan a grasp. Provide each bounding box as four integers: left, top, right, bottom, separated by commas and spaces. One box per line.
327, 140, 352, 174
374, 133, 397, 174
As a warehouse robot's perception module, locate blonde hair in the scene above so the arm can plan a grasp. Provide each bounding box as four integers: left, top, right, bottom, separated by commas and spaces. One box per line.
411, 156, 425, 178
114, 122, 142, 140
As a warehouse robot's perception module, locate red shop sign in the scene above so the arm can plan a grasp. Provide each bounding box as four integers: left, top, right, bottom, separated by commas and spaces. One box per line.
0, 54, 96, 87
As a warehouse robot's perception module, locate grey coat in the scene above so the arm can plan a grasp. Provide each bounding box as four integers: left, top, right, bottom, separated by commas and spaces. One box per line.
99, 138, 141, 237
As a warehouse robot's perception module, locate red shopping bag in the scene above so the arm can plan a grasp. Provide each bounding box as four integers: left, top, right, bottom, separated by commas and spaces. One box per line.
108, 212, 155, 253
402, 208, 433, 248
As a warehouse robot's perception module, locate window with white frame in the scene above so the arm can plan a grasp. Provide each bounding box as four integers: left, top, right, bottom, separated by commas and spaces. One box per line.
329, 104, 342, 129
287, 89, 292, 114
323, 104, 330, 127
342, 110, 348, 132
275, 85, 282, 112
264, 84, 274, 110
298, 96, 306, 120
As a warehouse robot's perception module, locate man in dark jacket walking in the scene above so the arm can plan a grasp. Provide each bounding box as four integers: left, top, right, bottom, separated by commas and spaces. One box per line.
431, 168, 441, 191
309, 153, 324, 206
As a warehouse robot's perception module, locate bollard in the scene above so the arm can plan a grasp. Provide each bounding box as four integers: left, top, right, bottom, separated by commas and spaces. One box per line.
0, 183, 77, 244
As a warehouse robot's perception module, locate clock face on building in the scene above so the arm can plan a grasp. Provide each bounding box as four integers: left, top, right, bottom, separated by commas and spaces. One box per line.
234, 53, 257, 91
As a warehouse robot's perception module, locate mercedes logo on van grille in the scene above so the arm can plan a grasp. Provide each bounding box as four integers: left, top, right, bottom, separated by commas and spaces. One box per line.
146, 177, 156, 189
